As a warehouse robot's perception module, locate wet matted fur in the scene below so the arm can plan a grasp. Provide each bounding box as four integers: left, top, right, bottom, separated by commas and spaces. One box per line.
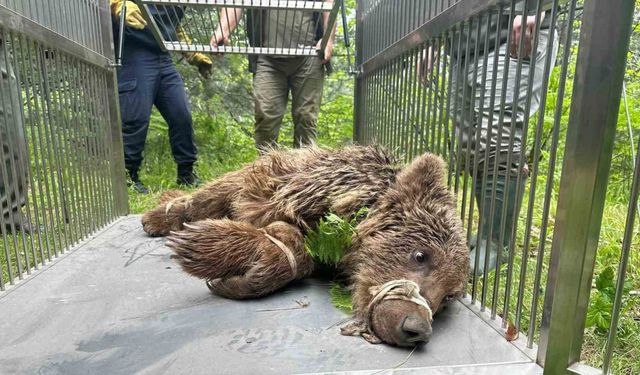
142, 145, 468, 346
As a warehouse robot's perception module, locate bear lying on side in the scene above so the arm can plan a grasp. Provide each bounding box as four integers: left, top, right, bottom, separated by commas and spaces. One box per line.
142, 145, 468, 347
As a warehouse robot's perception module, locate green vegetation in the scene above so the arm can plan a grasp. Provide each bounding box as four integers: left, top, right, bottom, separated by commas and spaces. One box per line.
304, 208, 368, 265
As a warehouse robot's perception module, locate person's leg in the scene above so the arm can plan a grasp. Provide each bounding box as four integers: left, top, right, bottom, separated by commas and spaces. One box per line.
290, 56, 324, 148
117, 50, 157, 193
470, 27, 559, 276
253, 56, 289, 152
154, 57, 198, 186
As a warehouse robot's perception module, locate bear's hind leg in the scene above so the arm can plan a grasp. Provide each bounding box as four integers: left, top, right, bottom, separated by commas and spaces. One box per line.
167, 219, 314, 299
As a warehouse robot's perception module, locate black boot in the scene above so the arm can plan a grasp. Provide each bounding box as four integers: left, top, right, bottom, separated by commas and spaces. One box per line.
469, 174, 525, 276
177, 163, 200, 187
127, 168, 149, 194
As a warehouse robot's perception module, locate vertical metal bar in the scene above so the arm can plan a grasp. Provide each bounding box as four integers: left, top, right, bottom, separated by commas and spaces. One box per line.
67, 59, 93, 238
81, 63, 104, 229
402, 52, 416, 161
7, 32, 40, 270
99, 0, 129, 216
415, 44, 427, 155
602, 135, 640, 374
99, 71, 117, 222
58, 54, 87, 241
435, 36, 447, 157
37, 43, 70, 253
0, 34, 17, 284
38, 45, 71, 252
455, 21, 472, 214
387, 59, 397, 149
93, 66, 114, 225
379, 65, 390, 145
24, 38, 61, 258
16, 36, 53, 263
539, 0, 636, 370
487, 0, 516, 319
80, 62, 100, 233
476, 4, 504, 317
94, 65, 113, 226
447, 24, 463, 188
0, 33, 31, 277
379, 64, 389, 146
442, 30, 453, 162
466, 14, 483, 301
528, 0, 576, 347
423, 41, 435, 153
428, 37, 440, 154
511, 0, 545, 333
499, 0, 532, 328
51, 51, 81, 246
516, 0, 559, 339
386, 61, 395, 149
469, 11, 492, 307
117, 1, 127, 66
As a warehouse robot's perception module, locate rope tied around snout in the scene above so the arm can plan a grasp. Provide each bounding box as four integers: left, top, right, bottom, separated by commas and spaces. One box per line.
340, 279, 433, 344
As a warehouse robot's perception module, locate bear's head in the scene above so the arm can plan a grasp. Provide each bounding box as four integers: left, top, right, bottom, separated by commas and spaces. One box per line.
343, 153, 468, 347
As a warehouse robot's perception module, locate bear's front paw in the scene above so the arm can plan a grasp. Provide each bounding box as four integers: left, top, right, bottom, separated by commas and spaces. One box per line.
141, 208, 172, 237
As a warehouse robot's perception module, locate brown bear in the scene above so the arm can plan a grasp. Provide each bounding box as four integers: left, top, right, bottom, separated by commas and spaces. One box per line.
142, 145, 468, 347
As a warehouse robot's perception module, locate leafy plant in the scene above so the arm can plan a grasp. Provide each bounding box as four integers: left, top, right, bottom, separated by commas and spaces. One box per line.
304, 208, 368, 265
329, 282, 353, 313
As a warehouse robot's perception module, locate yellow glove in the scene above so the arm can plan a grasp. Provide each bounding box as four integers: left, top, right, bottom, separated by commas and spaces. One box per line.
187, 53, 214, 79
111, 0, 147, 30
176, 25, 214, 79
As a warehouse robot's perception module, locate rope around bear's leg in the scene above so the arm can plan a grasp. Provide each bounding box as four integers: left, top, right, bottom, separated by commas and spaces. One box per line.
260, 230, 298, 279
340, 279, 433, 344
205, 229, 299, 296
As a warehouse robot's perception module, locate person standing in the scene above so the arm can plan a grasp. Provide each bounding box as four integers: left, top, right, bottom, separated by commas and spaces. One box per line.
211, 1, 335, 151
111, 1, 213, 193
420, 5, 559, 275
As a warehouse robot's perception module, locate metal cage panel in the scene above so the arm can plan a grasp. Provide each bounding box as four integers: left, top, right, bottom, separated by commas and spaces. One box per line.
0, 2, 127, 291
354, 0, 637, 374
133, 0, 340, 57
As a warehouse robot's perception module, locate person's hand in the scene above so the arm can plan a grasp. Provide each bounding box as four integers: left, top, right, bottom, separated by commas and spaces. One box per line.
114, 1, 147, 30
210, 28, 230, 51
316, 39, 334, 64
193, 53, 213, 79
509, 13, 544, 59
417, 46, 439, 85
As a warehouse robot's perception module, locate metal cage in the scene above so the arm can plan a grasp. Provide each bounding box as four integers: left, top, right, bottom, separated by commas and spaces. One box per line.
0, 0, 128, 290
131, 0, 341, 57
354, 0, 638, 373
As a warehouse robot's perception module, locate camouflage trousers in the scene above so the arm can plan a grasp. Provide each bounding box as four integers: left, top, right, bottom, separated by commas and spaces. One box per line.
0, 42, 28, 219
253, 55, 324, 150
451, 28, 559, 178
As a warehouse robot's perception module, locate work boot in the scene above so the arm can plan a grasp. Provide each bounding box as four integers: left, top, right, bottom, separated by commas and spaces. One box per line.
470, 174, 525, 276
176, 163, 201, 187
3, 209, 39, 234
127, 168, 149, 194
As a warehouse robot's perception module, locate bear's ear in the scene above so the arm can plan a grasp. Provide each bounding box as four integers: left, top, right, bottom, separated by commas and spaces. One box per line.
393, 153, 448, 196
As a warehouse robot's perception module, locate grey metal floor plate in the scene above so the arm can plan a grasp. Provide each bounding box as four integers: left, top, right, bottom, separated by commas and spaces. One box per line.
0, 216, 539, 375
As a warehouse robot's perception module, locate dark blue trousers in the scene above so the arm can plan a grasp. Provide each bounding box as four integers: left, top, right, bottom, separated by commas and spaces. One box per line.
117, 47, 196, 172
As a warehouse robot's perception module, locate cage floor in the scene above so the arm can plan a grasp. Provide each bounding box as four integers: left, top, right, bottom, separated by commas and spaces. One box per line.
0, 216, 541, 375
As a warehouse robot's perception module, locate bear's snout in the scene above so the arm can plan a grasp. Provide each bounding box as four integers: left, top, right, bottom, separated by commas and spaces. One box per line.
398, 314, 432, 345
